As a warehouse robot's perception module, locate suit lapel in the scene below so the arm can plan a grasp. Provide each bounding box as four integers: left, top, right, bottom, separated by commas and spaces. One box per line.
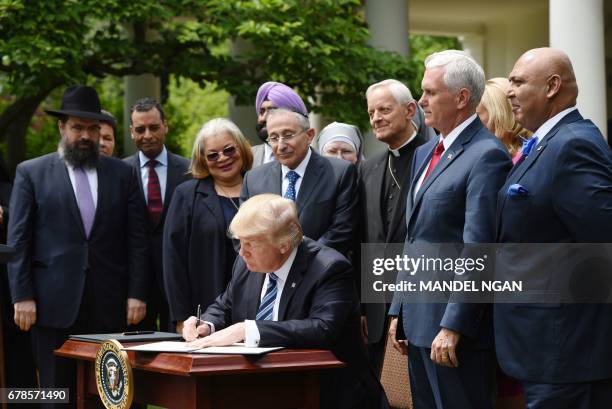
278, 243, 308, 320
496, 110, 583, 233
163, 153, 187, 220
129, 153, 145, 197
246, 271, 266, 319
406, 143, 433, 219
368, 154, 387, 240
163, 153, 177, 206
409, 119, 481, 226
295, 150, 323, 214
386, 135, 427, 242
262, 162, 282, 196
197, 178, 225, 233
54, 154, 86, 238
90, 158, 111, 237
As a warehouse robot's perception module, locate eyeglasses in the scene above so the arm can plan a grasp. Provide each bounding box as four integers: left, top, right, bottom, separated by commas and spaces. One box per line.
133, 124, 162, 134
267, 130, 306, 145
206, 145, 237, 162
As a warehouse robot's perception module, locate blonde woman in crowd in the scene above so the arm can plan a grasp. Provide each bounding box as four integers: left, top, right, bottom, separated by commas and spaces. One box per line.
477, 77, 532, 163
478, 77, 527, 409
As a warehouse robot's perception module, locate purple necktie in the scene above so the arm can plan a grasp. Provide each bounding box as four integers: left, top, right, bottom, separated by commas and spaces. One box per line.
74, 167, 95, 237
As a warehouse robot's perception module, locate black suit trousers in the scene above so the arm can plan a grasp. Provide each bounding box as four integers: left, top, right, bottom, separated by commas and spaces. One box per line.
31, 274, 122, 409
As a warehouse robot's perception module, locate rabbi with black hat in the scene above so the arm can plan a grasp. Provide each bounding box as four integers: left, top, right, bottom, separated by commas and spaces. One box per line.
7, 85, 149, 408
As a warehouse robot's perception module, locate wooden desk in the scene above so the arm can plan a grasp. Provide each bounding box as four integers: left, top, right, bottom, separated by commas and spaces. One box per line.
56, 339, 344, 409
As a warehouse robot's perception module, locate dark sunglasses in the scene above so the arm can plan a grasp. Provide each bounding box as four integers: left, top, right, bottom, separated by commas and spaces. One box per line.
206, 145, 237, 161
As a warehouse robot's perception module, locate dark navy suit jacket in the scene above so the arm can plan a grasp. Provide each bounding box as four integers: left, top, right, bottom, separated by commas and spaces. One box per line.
124, 150, 190, 306
389, 117, 511, 348
7, 153, 148, 330
163, 177, 234, 323
203, 238, 387, 409
494, 109, 612, 383
240, 149, 358, 255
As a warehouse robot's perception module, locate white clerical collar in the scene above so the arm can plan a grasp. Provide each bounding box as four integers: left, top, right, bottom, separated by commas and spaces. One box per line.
532, 107, 577, 144
281, 147, 312, 179
139, 146, 168, 168
388, 123, 418, 157
440, 114, 477, 150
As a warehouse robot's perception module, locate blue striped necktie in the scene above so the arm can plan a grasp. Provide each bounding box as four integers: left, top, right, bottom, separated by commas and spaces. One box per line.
256, 273, 279, 321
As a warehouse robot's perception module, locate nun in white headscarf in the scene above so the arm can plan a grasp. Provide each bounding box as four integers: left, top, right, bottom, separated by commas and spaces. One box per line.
317, 122, 365, 164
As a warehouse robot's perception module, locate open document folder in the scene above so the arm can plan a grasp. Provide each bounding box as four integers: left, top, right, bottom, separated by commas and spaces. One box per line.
123, 341, 284, 356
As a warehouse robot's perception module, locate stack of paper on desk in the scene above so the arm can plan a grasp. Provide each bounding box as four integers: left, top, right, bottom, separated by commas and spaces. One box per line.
123, 341, 283, 355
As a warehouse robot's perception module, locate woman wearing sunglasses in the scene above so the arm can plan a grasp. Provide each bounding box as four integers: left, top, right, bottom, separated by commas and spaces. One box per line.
163, 118, 253, 334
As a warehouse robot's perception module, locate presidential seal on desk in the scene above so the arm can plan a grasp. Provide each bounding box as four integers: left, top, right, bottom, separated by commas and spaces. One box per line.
95, 340, 134, 409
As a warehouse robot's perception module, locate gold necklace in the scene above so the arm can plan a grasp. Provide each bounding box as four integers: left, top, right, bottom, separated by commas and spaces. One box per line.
216, 183, 240, 211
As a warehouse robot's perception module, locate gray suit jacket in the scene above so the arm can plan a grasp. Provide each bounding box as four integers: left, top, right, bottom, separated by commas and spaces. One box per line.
251, 143, 265, 168
240, 149, 358, 255
389, 117, 511, 348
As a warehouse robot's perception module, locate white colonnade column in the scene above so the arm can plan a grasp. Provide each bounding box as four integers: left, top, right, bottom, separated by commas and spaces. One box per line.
550, 0, 607, 139
364, 0, 410, 157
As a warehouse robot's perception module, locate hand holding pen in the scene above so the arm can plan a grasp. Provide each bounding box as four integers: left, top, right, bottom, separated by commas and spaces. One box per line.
181, 304, 211, 342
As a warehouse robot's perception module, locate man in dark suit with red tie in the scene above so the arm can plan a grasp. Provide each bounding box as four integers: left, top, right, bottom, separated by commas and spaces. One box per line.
123, 98, 190, 331
388, 51, 511, 409
7, 85, 148, 408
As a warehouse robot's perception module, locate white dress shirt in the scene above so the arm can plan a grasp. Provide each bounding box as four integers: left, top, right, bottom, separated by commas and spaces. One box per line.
414, 114, 478, 196
138, 146, 168, 204
531, 107, 577, 145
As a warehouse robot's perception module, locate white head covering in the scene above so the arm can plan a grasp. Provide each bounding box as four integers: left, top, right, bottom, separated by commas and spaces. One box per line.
317, 122, 364, 161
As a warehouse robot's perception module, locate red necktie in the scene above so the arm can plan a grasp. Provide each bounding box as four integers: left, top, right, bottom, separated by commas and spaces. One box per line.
147, 160, 162, 226
423, 141, 445, 180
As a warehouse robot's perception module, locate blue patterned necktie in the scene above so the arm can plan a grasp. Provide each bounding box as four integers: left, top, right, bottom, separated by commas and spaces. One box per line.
284, 170, 300, 201
512, 137, 538, 170
520, 137, 538, 158
256, 273, 279, 321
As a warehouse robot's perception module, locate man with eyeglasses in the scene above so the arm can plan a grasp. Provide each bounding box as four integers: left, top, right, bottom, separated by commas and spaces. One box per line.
124, 97, 190, 332
240, 108, 358, 256
7, 85, 148, 408
252, 81, 309, 167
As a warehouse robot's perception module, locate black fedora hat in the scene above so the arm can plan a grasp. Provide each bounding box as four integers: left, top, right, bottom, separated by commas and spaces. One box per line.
45, 85, 113, 121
